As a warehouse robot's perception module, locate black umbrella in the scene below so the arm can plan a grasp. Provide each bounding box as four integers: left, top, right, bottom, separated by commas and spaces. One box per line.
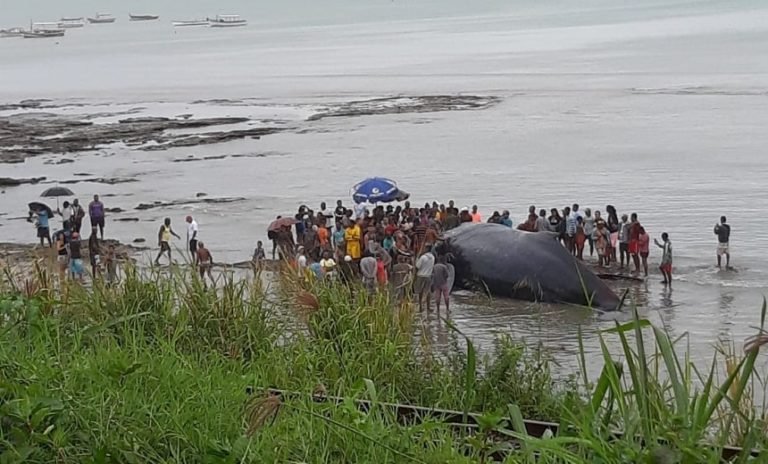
40, 186, 74, 208
28, 202, 54, 219
41, 186, 74, 197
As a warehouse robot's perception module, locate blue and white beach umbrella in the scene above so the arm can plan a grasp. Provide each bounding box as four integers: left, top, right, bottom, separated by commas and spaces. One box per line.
351, 177, 408, 204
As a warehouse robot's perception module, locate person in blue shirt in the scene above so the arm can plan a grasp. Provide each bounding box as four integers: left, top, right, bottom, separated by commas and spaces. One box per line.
500, 210, 513, 228
35, 209, 52, 247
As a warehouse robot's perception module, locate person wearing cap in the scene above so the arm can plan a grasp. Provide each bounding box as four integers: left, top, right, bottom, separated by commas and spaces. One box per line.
186, 215, 199, 261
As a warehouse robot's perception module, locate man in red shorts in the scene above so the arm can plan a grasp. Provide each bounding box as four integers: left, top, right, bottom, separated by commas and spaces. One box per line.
628, 213, 642, 274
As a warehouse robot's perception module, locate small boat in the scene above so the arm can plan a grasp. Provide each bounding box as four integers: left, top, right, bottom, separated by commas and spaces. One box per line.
87, 14, 115, 24
32, 22, 63, 29
0, 27, 25, 38
129, 14, 159, 21
59, 18, 85, 28
207, 15, 247, 27
172, 19, 209, 27
60, 16, 84, 22
23, 29, 65, 38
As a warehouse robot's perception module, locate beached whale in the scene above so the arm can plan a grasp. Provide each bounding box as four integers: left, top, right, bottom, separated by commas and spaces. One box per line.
438, 223, 622, 310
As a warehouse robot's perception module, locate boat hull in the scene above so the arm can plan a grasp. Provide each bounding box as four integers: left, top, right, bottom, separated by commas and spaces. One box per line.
209, 22, 247, 27
172, 21, 209, 27
23, 30, 65, 38
88, 18, 116, 24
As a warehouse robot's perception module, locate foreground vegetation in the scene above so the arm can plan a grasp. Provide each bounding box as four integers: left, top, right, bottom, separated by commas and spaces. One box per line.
0, 265, 765, 463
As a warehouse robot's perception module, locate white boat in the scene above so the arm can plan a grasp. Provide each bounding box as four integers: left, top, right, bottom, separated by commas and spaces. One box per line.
172, 19, 209, 27
207, 15, 247, 27
32, 22, 63, 29
60, 18, 85, 28
60, 16, 84, 22
0, 27, 25, 38
129, 14, 159, 21
88, 14, 115, 24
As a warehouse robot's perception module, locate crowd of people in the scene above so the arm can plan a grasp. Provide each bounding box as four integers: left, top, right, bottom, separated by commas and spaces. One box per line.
27, 193, 733, 294
263, 200, 732, 295
28, 194, 117, 283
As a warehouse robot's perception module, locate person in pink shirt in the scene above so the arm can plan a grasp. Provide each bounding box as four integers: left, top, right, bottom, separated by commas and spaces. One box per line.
638, 226, 650, 277
470, 205, 482, 223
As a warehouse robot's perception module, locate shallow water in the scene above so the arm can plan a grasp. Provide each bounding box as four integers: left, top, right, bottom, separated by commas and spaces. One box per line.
2, 0, 768, 378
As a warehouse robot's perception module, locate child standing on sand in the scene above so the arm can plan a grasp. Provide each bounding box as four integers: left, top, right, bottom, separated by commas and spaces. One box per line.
654, 232, 673, 286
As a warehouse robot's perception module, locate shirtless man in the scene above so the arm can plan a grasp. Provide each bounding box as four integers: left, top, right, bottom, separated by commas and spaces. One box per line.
196, 241, 215, 287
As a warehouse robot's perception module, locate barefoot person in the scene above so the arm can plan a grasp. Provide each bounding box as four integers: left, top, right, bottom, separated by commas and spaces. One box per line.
432, 257, 451, 313
714, 216, 731, 269
88, 194, 106, 239
196, 241, 215, 287
654, 232, 673, 286
69, 231, 85, 282
185, 215, 199, 261
414, 250, 435, 311
155, 218, 180, 266
638, 226, 650, 277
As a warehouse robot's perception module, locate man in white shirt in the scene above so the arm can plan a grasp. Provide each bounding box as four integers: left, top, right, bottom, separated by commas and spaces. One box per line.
414, 251, 436, 311
186, 215, 199, 261
318, 202, 333, 228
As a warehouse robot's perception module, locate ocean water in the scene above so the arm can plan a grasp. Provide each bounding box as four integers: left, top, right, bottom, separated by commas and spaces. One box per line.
1, 0, 768, 374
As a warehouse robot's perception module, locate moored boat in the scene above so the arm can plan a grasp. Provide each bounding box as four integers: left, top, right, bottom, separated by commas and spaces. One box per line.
129, 14, 159, 21
60, 18, 85, 28
87, 14, 115, 24
0, 27, 25, 38
23, 29, 65, 38
207, 15, 247, 27
172, 19, 209, 27
60, 16, 84, 22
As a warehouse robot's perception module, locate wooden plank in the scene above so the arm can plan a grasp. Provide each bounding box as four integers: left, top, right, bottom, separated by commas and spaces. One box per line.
266, 389, 760, 461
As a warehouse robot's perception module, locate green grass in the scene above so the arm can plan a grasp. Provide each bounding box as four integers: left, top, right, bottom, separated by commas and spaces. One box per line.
0, 266, 766, 463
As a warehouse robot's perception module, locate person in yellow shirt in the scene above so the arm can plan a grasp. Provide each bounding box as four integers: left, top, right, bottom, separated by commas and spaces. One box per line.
344, 221, 362, 260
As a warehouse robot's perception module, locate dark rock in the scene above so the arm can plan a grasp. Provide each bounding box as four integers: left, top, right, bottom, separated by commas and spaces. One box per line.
135, 196, 246, 211
105, 207, 124, 213
115, 217, 140, 222
43, 158, 75, 165
132, 238, 146, 243
196, 192, 207, 198
0, 176, 46, 187
306, 95, 500, 121
73, 172, 92, 176
59, 177, 138, 185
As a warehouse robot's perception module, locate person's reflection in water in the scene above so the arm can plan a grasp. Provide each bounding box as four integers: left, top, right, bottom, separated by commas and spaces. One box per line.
659, 286, 674, 322
718, 291, 735, 340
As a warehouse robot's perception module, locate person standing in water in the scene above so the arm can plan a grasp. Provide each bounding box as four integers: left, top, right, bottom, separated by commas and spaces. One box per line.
638, 226, 650, 277
714, 216, 732, 269
583, 208, 595, 257
155, 218, 180, 266
432, 257, 451, 313
654, 232, 673, 286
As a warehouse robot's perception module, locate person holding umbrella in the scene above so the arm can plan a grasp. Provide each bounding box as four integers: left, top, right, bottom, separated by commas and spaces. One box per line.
28, 202, 54, 247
